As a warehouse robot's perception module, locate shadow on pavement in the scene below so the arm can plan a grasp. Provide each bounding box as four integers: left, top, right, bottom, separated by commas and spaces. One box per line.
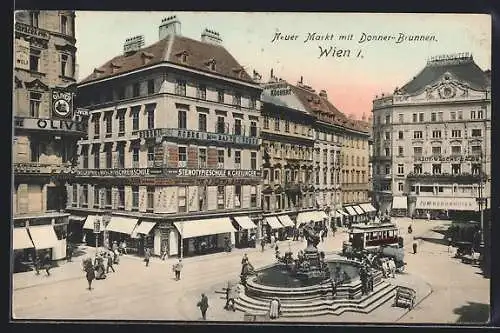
453, 302, 490, 324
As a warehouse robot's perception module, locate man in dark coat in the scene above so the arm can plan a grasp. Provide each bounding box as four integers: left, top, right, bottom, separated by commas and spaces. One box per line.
197, 293, 209, 320
42, 253, 51, 276
144, 248, 151, 267
106, 252, 115, 273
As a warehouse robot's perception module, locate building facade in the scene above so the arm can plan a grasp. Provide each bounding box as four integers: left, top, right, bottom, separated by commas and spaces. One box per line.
12, 10, 83, 266
372, 53, 491, 220
68, 17, 262, 258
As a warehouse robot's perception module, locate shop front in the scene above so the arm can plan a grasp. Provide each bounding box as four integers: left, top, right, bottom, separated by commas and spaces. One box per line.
277, 214, 295, 239
335, 209, 349, 226
82, 215, 104, 248
232, 216, 257, 248
414, 196, 478, 220
68, 215, 86, 244
174, 217, 236, 257
105, 215, 140, 254
263, 216, 284, 241
352, 205, 366, 222
13, 227, 36, 273
392, 196, 408, 217
296, 210, 328, 230
344, 206, 358, 226
28, 225, 62, 260
359, 203, 377, 221
133, 220, 157, 256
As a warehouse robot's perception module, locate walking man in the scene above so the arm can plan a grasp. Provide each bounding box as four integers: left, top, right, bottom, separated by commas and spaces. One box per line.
144, 248, 151, 267
260, 239, 265, 252
173, 259, 183, 280
34, 254, 41, 276
106, 252, 115, 273
197, 293, 209, 320
412, 237, 418, 254
66, 243, 73, 262
42, 252, 51, 276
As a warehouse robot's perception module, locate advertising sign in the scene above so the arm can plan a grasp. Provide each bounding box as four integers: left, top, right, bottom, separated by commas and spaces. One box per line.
51, 88, 74, 119
93, 218, 101, 233
15, 38, 30, 70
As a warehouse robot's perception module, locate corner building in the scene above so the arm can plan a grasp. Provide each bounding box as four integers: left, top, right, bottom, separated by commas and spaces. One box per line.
12, 10, 83, 268
372, 54, 491, 220
69, 17, 262, 258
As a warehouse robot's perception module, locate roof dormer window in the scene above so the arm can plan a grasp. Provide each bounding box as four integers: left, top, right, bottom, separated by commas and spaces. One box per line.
205, 59, 216, 71
141, 51, 154, 65
176, 50, 189, 64
110, 62, 122, 74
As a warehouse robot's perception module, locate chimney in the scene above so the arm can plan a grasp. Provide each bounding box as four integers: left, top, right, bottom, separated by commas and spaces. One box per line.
270, 68, 274, 79
201, 28, 222, 45
159, 15, 181, 40
300, 76, 303, 84
319, 89, 328, 99
123, 35, 145, 55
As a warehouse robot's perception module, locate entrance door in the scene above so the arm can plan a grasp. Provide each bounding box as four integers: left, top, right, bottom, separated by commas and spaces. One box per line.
169, 229, 178, 256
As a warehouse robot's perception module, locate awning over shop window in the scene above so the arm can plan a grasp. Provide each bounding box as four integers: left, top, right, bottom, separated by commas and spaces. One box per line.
336, 209, 348, 216
174, 217, 235, 239
316, 211, 328, 220
345, 206, 358, 216
360, 203, 376, 213
234, 216, 256, 230
105, 216, 139, 235
134, 221, 157, 235
392, 196, 408, 209
277, 215, 295, 227
353, 206, 365, 215
265, 216, 283, 229
13, 228, 34, 250
69, 215, 86, 222
28, 225, 59, 250
296, 211, 325, 224
83, 215, 96, 230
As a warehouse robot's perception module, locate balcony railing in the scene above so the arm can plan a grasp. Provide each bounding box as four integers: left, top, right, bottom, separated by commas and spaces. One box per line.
14, 162, 77, 176
137, 128, 259, 146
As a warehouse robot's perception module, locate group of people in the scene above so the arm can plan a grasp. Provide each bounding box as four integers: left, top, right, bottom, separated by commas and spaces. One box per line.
32, 252, 52, 277
359, 264, 374, 295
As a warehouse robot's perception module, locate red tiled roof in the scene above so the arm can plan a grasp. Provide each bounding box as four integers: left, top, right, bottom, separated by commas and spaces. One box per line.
80, 35, 254, 84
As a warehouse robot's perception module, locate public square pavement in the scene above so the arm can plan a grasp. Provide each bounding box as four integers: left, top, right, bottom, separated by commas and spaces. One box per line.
11, 218, 490, 324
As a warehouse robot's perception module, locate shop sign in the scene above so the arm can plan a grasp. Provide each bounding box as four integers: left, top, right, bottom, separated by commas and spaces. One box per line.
414, 155, 481, 162
416, 197, 478, 211
167, 168, 261, 179
52, 88, 73, 119
76, 168, 163, 177
18, 117, 85, 133
93, 218, 101, 233
15, 22, 50, 40
15, 38, 30, 70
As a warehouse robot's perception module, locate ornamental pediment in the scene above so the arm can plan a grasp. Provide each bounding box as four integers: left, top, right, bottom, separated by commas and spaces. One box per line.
24, 78, 49, 91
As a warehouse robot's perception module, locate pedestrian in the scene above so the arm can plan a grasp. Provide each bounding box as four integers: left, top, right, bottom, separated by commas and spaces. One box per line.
42, 252, 51, 276
33, 254, 41, 276
173, 259, 183, 280
260, 239, 265, 252
275, 244, 280, 259
113, 248, 120, 264
144, 248, 151, 267
447, 237, 453, 253
197, 293, 209, 320
250, 233, 256, 247
408, 224, 413, 234
241, 253, 249, 266
161, 245, 168, 260
270, 234, 275, 247
84, 258, 95, 290
66, 244, 73, 262
269, 298, 281, 319
412, 237, 418, 254
225, 282, 238, 311
426, 212, 431, 222
120, 240, 127, 255
106, 252, 115, 273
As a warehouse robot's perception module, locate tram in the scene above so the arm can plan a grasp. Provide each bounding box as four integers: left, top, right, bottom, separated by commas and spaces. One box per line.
346, 223, 402, 251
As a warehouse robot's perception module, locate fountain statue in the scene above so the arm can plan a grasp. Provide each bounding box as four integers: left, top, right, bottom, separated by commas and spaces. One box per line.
295, 223, 328, 279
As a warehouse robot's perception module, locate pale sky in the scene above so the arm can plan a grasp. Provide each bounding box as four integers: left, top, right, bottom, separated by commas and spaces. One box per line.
75, 12, 491, 119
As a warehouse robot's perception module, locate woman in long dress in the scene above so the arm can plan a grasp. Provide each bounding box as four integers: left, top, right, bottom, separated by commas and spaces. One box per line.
83, 258, 95, 290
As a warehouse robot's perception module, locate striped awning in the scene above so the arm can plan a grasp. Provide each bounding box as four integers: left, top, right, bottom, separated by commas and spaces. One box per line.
174, 217, 236, 238
234, 216, 256, 230
353, 206, 365, 215
277, 215, 295, 227
345, 206, 358, 216
83, 216, 96, 230
336, 209, 349, 216
265, 216, 283, 229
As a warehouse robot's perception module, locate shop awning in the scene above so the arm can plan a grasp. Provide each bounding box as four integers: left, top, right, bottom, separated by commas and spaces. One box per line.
69, 215, 86, 222
28, 225, 59, 250
296, 211, 325, 224
353, 206, 365, 215
13, 228, 34, 250
277, 215, 295, 227
265, 216, 283, 229
234, 216, 256, 230
316, 211, 328, 220
415, 196, 478, 211
345, 206, 358, 216
174, 217, 235, 238
360, 203, 376, 213
83, 215, 96, 230
105, 216, 139, 235
392, 196, 408, 209
134, 221, 157, 235
335, 209, 347, 216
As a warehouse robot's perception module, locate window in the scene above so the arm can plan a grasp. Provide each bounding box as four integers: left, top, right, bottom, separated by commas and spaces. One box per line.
178, 147, 187, 167
176, 80, 186, 96
197, 84, 206, 100
398, 131, 403, 139
198, 186, 207, 210
431, 113, 436, 122
118, 110, 125, 134
93, 145, 100, 168
385, 147, 390, 156
105, 145, 112, 168
477, 110, 483, 119
82, 146, 89, 168
217, 186, 225, 209
432, 130, 442, 138
217, 116, 225, 134
234, 119, 242, 135
419, 113, 424, 122
233, 93, 241, 106
451, 146, 461, 155
471, 145, 481, 155
451, 130, 461, 138
71, 185, 78, 207
452, 164, 461, 175
458, 111, 463, 120
285, 120, 290, 132
385, 115, 390, 124
198, 113, 207, 132
30, 11, 39, 27
132, 82, 140, 97
147, 79, 155, 94
178, 187, 187, 213
438, 112, 443, 121
116, 186, 124, 209
234, 150, 241, 167
104, 113, 112, 134
471, 164, 481, 175
250, 121, 257, 137
385, 132, 390, 140
29, 48, 41, 72
60, 15, 68, 34
251, 152, 257, 170
470, 110, 476, 119
263, 116, 269, 129
398, 146, 404, 156
432, 164, 441, 174
399, 114, 404, 123
397, 164, 404, 174
385, 165, 391, 175
132, 147, 139, 168
217, 150, 224, 167
117, 86, 125, 100
29, 92, 41, 117
356, 156, 360, 166
132, 107, 140, 131
191, 148, 204, 168
432, 146, 441, 155
147, 105, 155, 129
131, 186, 139, 210
60, 54, 68, 76
413, 131, 422, 139
93, 186, 100, 208
471, 129, 482, 137
105, 187, 112, 207
414, 164, 422, 174
117, 144, 125, 168
250, 186, 257, 207
249, 97, 257, 109
413, 146, 422, 156
450, 111, 456, 120
412, 113, 417, 123
78, 185, 88, 207
217, 89, 224, 103
178, 110, 187, 129
147, 145, 155, 167
147, 186, 154, 211
274, 118, 280, 131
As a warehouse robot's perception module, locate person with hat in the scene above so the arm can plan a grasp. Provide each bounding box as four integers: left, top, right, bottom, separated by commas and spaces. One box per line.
197, 293, 209, 320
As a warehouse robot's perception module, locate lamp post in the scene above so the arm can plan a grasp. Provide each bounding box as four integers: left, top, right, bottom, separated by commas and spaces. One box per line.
180, 222, 184, 260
